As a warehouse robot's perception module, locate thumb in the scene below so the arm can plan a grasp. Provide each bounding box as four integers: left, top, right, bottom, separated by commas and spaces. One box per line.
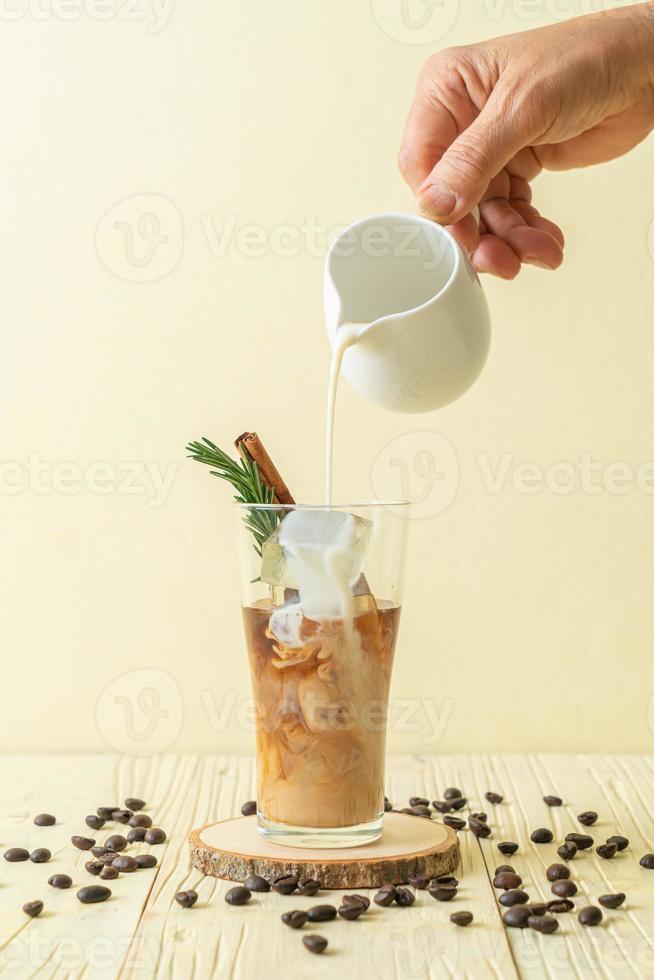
417, 88, 532, 223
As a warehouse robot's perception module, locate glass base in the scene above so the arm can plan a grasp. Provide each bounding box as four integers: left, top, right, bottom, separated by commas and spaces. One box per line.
257, 812, 384, 849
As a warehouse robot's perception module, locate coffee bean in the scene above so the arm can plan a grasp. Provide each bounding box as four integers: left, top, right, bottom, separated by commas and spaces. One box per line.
98, 851, 118, 865
527, 902, 547, 916
530, 828, 553, 844
470, 812, 488, 823
485, 792, 503, 805
85, 815, 105, 831
596, 842, 618, 859
565, 833, 593, 850
607, 835, 629, 851
495, 865, 515, 874
34, 813, 56, 826
578, 905, 602, 926
374, 884, 396, 907
528, 914, 559, 934
444, 787, 463, 800
307, 904, 337, 922
469, 817, 491, 838
128, 814, 152, 829
410, 797, 429, 807
127, 828, 146, 843
639, 853, 654, 869
71, 836, 95, 851
100, 865, 119, 880
244, 874, 270, 892
407, 805, 432, 817
578, 811, 598, 826
135, 854, 157, 869
409, 875, 430, 889
225, 886, 251, 906
23, 900, 43, 918
342, 894, 370, 910
499, 890, 530, 907
303, 935, 327, 955
546, 864, 570, 882
449, 796, 468, 811
384, 797, 392, 812
339, 903, 365, 920
85, 861, 103, 875
77, 885, 111, 904
96, 807, 118, 820
497, 841, 519, 855
493, 872, 522, 890
144, 828, 166, 845
394, 887, 415, 907
551, 880, 577, 898
175, 890, 198, 908
443, 816, 466, 831
111, 810, 133, 824
434, 874, 459, 886
48, 874, 72, 889
29, 848, 51, 864
113, 856, 138, 873
503, 906, 531, 928
282, 910, 309, 928
557, 841, 577, 861
429, 883, 457, 902
125, 798, 145, 811
297, 877, 321, 896
240, 800, 256, 817
543, 795, 563, 807
596, 893, 626, 911
272, 874, 298, 895
430, 801, 451, 814
104, 835, 127, 852
547, 899, 574, 914
450, 911, 473, 926
4, 848, 29, 862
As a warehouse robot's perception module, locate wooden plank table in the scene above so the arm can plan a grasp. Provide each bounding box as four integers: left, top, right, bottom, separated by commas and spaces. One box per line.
1, 755, 653, 979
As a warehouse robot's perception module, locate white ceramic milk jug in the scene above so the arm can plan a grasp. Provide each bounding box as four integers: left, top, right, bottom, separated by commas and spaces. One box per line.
323, 212, 491, 413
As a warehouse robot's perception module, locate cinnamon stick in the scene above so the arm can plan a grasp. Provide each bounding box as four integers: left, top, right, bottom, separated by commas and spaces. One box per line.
234, 432, 295, 505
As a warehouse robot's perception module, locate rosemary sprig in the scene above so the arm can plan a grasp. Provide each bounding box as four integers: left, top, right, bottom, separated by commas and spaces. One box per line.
186, 437, 280, 553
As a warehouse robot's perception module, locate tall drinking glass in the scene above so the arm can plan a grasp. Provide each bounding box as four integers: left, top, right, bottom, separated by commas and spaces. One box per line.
235, 501, 408, 848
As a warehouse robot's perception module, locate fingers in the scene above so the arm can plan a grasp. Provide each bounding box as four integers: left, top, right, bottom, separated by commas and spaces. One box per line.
398, 91, 460, 194
480, 197, 564, 270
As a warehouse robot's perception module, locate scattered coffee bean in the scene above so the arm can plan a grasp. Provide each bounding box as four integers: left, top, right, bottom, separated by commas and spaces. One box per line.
443, 815, 466, 831
128, 814, 152, 829
485, 792, 503, 805
273, 874, 298, 895
546, 864, 570, 882
449, 796, 468, 811
77, 885, 111, 904
297, 877, 321, 896
410, 796, 429, 807
127, 828, 146, 843
23, 900, 43, 918
98, 851, 119, 866
85, 861, 104, 875
596, 842, 618, 859
429, 882, 457, 902
495, 865, 515, 874
303, 934, 327, 955
225, 886, 251, 906
528, 914, 559, 934
111, 810, 133, 824
125, 798, 145, 811
96, 807, 118, 820
469, 817, 491, 838
499, 890, 530, 907
4, 848, 29, 862
34, 813, 56, 826
450, 910, 473, 926
578, 811, 598, 827
639, 854, 654, 869
240, 800, 257, 817
175, 890, 198, 908
607, 835, 629, 851
557, 841, 577, 861
565, 833, 593, 850
407, 805, 431, 817
578, 906, 602, 926
498, 841, 519, 855
135, 854, 158, 869
551, 880, 577, 898
394, 887, 415, 907
100, 865, 119, 880
409, 875, 430, 889
434, 874, 459, 886
104, 835, 128, 852
384, 797, 392, 812
598, 893, 626, 909
113, 855, 138, 873
444, 787, 463, 800
244, 874, 270, 892
530, 828, 553, 844
339, 903, 365, 920
48, 874, 72, 889
282, 910, 309, 928
307, 904, 337, 922
430, 801, 451, 814
29, 848, 51, 864
493, 871, 522, 890
374, 884, 396, 906
503, 906, 532, 928
543, 795, 563, 807
527, 902, 547, 916
144, 828, 166, 845
470, 812, 488, 823
547, 899, 575, 914
342, 894, 370, 910
85, 815, 105, 831
71, 836, 95, 851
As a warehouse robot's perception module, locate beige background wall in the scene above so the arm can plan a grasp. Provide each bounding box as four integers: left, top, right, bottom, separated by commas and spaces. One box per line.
2, 0, 653, 756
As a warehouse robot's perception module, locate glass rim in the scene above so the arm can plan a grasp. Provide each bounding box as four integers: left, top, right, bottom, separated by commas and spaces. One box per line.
234, 498, 410, 512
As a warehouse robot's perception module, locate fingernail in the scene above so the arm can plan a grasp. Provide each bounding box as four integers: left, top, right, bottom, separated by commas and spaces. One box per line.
524, 257, 557, 270
419, 183, 457, 222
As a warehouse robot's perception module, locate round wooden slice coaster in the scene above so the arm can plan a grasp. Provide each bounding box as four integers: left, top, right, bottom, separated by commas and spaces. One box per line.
188, 813, 459, 888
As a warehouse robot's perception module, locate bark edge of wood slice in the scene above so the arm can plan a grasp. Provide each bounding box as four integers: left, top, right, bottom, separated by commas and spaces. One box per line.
188, 812, 460, 888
